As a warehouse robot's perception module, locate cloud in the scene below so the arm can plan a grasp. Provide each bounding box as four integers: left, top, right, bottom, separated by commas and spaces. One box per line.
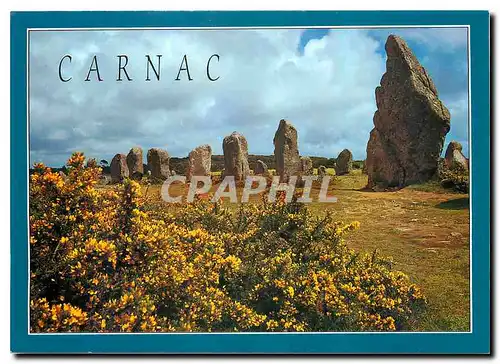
29, 27, 468, 167
388, 27, 468, 52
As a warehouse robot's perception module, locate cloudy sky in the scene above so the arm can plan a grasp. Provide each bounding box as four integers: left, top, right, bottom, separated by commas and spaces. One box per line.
29, 27, 468, 167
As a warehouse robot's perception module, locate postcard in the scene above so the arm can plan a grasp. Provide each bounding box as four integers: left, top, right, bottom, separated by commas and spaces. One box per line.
11, 11, 490, 354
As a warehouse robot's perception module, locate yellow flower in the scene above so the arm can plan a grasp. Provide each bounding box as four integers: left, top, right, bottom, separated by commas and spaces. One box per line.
29, 152, 426, 334
266, 320, 279, 330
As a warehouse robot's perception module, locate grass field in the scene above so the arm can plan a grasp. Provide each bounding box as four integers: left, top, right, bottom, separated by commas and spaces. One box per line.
314, 171, 470, 331
135, 169, 470, 331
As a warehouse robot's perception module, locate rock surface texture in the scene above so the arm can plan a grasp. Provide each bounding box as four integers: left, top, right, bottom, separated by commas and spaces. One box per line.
187, 145, 212, 181
273, 119, 301, 182
147, 148, 171, 181
111, 154, 129, 183
254, 160, 268, 175
366, 35, 451, 189
318, 165, 327, 178
300, 156, 314, 175
222, 132, 250, 181
444, 141, 469, 171
127, 147, 144, 180
334, 149, 353, 175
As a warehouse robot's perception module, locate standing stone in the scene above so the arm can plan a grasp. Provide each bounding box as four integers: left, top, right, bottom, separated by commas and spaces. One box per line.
99, 175, 111, 185
273, 119, 301, 182
444, 141, 469, 171
318, 165, 327, 178
187, 145, 212, 181
126, 147, 144, 181
362, 161, 368, 174
254, 160, 268, 175
366, 35, 450, 189
334, 149, 353, 175
222, 132, 250, 182
300, 156, 313, 175
147, 148, 171, 181
110, 154, 129, 183
86, 158, 97, 168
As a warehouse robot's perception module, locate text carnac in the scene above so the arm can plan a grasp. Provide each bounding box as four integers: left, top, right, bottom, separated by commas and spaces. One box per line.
58, 54, 220, 82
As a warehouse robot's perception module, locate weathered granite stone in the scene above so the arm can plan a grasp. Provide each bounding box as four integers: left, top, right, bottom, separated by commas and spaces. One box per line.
127, 147, 144, 180
99, 175, 111, 185
444, 141, 469, 171
147, 148, 171, 181
366, 35, 450, 188
334, 149, 353, 175
318, 165, 327, 178
300, 156, 313, 175
273, 119, 301, 182
86, 158, 97, 168
111, 154, 129, 183
222, 132, 250, 181
187, 145, 212, 181
254, 160, 268, 175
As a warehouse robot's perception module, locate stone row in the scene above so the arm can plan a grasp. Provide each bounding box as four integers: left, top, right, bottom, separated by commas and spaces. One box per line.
112, 34, 469, 188
109, 119, 354, 184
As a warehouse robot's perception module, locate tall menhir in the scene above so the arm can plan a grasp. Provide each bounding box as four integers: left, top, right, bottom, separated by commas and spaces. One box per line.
365, 35, 451, 189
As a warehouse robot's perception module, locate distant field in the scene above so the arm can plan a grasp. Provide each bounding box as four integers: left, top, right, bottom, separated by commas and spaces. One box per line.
132, 170, 469, 332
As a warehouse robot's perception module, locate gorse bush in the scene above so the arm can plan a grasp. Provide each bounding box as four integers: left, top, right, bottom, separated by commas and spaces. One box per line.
30, 152, 426, 333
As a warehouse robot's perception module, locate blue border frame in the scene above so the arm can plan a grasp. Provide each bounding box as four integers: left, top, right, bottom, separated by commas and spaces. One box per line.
11, 11, 490, 354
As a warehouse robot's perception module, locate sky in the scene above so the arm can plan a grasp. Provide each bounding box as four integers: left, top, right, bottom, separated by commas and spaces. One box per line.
29, 27, 469, 167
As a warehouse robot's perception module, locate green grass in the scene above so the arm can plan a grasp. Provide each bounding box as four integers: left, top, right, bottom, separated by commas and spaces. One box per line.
312, 167, 336, 175
406, 180, 451, 193
306, 173, 470, 331
212, 168, 337, 177
436, 197, 469, 210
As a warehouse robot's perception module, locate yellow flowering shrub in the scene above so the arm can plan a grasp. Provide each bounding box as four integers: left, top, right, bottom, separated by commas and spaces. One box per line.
30, 153, 426, 333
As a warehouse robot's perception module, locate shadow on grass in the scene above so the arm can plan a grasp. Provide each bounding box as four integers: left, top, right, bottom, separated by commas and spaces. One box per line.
357, 186, 374, 192
435, 197, 470, 210
334, 187, 370, 191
